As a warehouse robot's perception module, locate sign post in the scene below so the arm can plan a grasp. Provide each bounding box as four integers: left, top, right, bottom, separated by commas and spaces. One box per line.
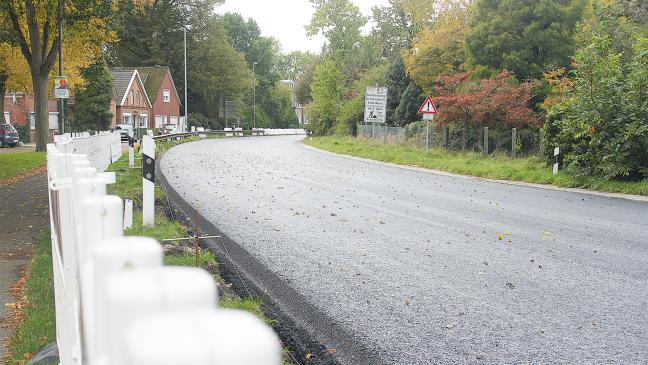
418, 96, 438, 150
364, 87, 388, 140
141, 136, 156, 226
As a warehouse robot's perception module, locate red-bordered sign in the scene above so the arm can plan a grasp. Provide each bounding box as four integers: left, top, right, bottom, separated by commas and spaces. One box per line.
418, 95, 437, 114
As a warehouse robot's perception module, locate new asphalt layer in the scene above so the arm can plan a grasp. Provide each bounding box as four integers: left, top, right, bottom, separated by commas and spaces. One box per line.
160, 135, 648, 364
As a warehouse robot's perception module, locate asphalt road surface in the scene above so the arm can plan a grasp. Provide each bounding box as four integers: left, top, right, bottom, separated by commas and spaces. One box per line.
160, 136, 648, 364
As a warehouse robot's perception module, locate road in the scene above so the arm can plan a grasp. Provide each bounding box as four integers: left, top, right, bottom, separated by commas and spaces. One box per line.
160, 135, 648, 364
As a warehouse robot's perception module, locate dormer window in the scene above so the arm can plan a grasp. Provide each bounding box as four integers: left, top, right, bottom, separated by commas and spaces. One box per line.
163, 89, 171, 103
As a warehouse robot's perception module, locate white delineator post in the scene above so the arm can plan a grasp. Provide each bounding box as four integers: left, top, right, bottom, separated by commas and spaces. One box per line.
553, 147, 560, 175
141, 135, 156, 226
128, 130, 135, 168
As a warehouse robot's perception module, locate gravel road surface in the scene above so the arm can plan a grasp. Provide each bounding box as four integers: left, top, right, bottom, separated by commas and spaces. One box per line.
160, 136, 648, 364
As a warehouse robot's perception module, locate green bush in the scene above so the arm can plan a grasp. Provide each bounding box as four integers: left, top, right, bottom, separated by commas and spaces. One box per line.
15, 124, 30, 143
544, 31, 648, 180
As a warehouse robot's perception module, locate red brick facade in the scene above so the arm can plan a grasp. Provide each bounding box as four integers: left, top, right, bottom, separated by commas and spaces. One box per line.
150, 70, 181, 128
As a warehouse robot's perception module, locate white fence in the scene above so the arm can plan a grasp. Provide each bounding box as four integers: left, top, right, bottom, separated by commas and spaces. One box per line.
54, 131, 123, 172
46, 134, 281, 364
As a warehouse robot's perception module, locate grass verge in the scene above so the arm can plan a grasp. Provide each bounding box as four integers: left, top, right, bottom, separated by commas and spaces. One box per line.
0, 152, 46, 181
305, 136, 648, 196
4, 231, 56, 364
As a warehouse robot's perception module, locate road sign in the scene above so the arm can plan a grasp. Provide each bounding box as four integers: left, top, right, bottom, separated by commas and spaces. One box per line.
418, 96, 437, 114
364, 87, 388, 124
54, 76, 69, 99
225, 101, 236, 118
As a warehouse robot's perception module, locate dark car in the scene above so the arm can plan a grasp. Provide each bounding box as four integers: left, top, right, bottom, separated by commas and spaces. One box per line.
0, 124, 19, 147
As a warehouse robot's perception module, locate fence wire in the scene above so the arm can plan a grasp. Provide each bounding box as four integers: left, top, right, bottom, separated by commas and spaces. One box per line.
357, 122, 543, 157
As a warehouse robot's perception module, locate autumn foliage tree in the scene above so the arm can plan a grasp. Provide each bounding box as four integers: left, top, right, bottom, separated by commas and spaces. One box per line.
432, 71, 542, 149
1, 0, 118, 150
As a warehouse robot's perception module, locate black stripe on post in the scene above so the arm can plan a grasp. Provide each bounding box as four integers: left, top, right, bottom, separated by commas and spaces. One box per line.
142, 154, 155, 183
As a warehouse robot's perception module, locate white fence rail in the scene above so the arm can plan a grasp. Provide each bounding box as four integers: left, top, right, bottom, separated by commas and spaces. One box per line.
46, 133, 281, 364
260, 128, 306, 135
54, 131, 123, 172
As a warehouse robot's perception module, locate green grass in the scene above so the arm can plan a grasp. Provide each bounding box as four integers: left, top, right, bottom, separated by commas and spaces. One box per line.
305, 136, 648, 196
5, 231, 56, 364
164, 249, 219, 272
125, 211, 188, 242
0, 152, 46, 180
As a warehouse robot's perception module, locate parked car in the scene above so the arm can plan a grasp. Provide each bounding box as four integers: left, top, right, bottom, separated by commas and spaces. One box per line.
159, 124, 177, 135
115, 124, 133, 141
0, 124, 20, 147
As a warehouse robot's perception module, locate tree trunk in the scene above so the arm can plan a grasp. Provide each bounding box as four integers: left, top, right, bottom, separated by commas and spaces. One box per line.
33, 72, 50, 151
0, 73, 7, 124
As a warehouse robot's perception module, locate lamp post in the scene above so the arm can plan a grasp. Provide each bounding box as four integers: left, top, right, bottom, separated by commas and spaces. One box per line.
183, 27, 188, 133
252, 61, 258, 129
58, 0, 65, 133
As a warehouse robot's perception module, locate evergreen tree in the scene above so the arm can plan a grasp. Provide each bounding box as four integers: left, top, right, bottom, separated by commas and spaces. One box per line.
465, 0, 586, 79
72, 58, 114, 131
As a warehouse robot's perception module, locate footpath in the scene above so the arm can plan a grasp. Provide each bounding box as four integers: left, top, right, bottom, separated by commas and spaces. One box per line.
0, 173, 49, 359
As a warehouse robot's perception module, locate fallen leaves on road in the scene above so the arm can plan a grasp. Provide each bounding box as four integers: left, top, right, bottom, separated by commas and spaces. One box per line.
327, 348, 337, 354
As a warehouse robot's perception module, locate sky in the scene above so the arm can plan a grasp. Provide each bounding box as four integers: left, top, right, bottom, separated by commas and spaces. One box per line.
216, 0, 391, 53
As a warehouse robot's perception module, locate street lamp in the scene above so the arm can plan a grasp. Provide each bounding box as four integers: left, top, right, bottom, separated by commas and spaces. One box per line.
252, 61, 258, 129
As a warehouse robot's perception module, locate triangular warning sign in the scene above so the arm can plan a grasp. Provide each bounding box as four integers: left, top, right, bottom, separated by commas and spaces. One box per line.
418, 96, 438, 114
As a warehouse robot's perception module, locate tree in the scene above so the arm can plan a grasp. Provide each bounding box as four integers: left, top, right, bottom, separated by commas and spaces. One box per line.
190, 20, 252, 120
370, 0, 437, 58
542, 2, 648, 179
307, 0, 367, 65
385, 57, 411, 125
465, 0, 587, 80
433, 71, 542, 149
308, 58, 344, 135
295, 59, 318, 105
405, 0, 474, 93
1, 0, 116, 150
71, 57, 113, 131
276, 51, 317, 80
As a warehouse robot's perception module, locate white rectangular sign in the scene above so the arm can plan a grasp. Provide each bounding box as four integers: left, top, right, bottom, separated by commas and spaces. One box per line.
364, 87, 388, 124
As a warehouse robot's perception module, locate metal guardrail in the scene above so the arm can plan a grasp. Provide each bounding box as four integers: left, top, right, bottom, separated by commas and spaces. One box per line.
152, 129, 266, 142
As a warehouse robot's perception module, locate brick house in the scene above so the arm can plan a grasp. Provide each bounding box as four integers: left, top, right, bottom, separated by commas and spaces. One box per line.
2, 65, 180, 137
110, 68, 152, 129
3, 92, 61, 141
136, 66, 181, 129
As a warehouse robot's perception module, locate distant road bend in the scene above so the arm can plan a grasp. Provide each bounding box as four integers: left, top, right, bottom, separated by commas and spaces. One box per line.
160, 135, 648, 365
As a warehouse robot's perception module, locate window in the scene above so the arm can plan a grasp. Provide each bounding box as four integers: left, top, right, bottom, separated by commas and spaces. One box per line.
163, 89, 171, 103
123, 113, 132, 125
29, 113, 35, 130
170, 116, 178, 125
48, 113, 59, 130
139, 115, 148, 128
4, 112, 10, 124
135, 91, 140, 106
155, 115, 166, 128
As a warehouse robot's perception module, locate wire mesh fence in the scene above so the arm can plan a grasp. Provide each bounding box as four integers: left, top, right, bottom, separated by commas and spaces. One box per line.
357, 122, 544, 157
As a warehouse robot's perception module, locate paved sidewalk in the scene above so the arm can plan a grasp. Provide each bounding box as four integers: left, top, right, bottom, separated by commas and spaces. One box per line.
0, 173, 49, 358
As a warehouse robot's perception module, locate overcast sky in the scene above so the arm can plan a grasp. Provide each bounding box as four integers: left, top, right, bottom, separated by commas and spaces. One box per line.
216, 0, 391, 53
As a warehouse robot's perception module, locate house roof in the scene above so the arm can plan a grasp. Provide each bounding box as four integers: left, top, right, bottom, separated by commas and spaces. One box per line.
109, 67, 152, 108
136, 66, 181, 104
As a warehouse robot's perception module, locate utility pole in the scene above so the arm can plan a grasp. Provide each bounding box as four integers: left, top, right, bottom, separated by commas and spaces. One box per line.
58, 0, 65, 133
184, 27, 188, 132
252, 62, 258, 129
